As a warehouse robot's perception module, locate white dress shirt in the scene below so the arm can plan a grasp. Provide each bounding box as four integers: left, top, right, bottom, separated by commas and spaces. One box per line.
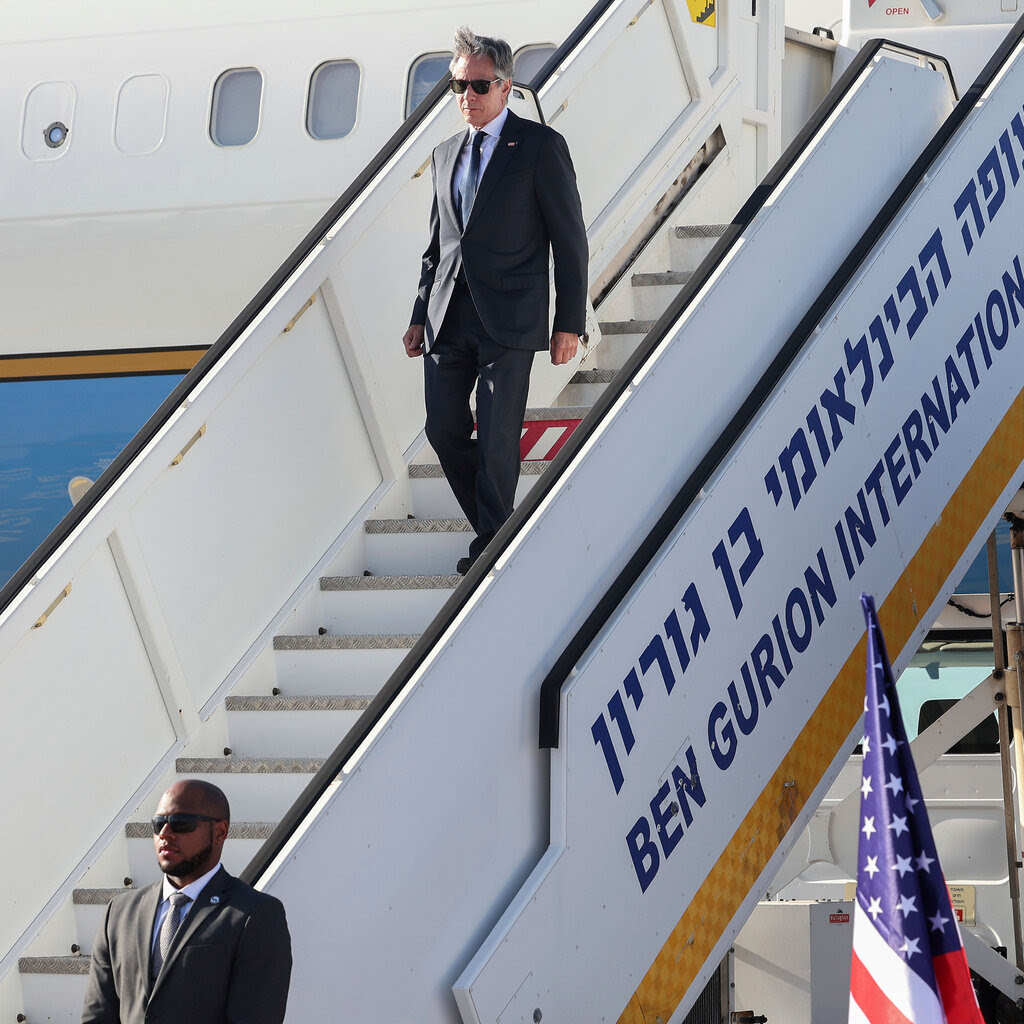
150, 862, 222, 955
452, 106, 510, 209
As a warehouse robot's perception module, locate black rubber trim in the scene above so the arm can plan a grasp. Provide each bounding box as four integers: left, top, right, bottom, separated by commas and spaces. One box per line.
238, 31, 970, 883
0, 69, 460, 615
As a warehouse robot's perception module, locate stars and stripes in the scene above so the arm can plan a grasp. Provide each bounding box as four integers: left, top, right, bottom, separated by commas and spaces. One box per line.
849, 594, 984, 1024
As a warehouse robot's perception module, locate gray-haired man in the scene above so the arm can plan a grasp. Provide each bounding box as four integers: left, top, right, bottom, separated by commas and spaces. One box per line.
403, 26, 588, 574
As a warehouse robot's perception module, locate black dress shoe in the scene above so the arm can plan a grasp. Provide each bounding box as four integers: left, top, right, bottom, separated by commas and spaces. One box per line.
456, 556, 473, 576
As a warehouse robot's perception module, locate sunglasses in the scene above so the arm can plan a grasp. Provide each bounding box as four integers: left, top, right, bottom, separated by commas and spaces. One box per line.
151, 814, 221, 834
449, 78, 503, 95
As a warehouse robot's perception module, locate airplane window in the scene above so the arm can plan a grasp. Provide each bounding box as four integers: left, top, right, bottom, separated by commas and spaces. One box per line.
406, 52, 452, 118
513, 44, 557, 86
307, 60, 360, 140
210, 68, 263, 147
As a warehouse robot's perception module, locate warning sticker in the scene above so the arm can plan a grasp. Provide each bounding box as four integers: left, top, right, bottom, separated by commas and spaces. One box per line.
686, 0, 716, 26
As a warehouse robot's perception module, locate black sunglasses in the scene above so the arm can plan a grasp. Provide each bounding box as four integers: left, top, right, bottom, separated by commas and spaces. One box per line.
151, 814, 221, 834
449, 77, 503, 95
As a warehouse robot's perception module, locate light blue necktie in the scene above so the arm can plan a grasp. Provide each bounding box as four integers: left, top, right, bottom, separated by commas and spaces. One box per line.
459, 131, 484, 228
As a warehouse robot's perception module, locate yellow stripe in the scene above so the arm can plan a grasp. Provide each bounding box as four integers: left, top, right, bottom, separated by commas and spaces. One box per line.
0, 349, 207, 381
619, 385, 1024, 1023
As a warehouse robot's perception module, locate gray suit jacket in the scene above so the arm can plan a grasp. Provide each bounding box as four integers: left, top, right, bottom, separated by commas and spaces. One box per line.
81, 867, 291, 1024
411, 108, 588, 352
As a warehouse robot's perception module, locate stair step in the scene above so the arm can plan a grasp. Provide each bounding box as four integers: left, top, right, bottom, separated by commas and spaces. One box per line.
631, 270, 694, 320
408, 463, 548, 517
597, 319, 657, 335
670, 222, 728, 271
314, 575, 458, 634
524, 405, 590, 420
73, 887, 133, 905
630, 271, 692, 286
173, 757, 325, 819
176, 756, 325, 772
225, 693, 375, 757
364, 518, 472, 576
590, 321, 652, 371
320, 574, 460, 590
19, 956, 91, 976
365, 517, 471, 534
407, 463, 546, 480
571, 368, 617, 384
269, 637, 417, 653
72, 888, 137, 955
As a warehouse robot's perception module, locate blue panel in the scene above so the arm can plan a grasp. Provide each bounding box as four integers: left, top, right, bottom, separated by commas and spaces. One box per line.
0, 374, 184, 586
954, 515, 1012, 594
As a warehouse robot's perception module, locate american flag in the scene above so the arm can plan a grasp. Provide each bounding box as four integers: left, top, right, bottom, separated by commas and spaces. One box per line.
849, 594, 984, 1024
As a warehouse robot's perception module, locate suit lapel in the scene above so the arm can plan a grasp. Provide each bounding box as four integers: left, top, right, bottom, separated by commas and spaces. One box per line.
149, 868, 232, 998
438, 131, 466, 231
137, 884, 162, 996
465, 109, 523, 231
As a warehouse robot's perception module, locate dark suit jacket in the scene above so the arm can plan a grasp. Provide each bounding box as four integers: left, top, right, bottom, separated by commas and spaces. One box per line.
81, 867, 291, 1024
411, 107, 588, 353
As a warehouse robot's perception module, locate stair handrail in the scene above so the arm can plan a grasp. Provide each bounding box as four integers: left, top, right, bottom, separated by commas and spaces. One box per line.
240, 28, 962, 883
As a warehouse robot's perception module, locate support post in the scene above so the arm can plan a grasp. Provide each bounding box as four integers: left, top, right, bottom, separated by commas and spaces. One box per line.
990, 530, 1023, 967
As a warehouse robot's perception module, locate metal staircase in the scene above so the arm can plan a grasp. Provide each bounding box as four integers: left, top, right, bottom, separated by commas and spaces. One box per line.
13, 200, 722, 1020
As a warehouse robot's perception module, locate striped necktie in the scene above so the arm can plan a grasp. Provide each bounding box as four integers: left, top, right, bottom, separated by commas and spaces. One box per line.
152, 890, 191, 977
459, 130, 485, 228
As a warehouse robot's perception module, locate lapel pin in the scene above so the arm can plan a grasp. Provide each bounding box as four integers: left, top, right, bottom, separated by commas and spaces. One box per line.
209, 896, 220, 904
507, 141, 517, 147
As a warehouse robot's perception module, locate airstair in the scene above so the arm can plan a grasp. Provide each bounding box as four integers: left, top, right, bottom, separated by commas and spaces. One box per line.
4, 2, 1024, 1022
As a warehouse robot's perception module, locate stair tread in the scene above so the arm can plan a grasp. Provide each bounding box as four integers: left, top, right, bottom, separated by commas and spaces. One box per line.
673, 223, 728, 237
597, 319, 657, 334
126, 821, 278, 839
176, 756, 325, 773
272, 634, 418, 650
73, 887, 136, 904
320, 574, 461, 591
409, 462, 547, 479
19, 956, 91, 975
570, 368, 617, 384
524, 406, 589, 420
225, 693, 376, 709
631, 270, 692, 286
364, 517, 471, 534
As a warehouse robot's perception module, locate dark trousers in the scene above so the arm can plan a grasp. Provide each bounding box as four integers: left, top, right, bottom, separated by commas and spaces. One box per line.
424, 279, 534, 562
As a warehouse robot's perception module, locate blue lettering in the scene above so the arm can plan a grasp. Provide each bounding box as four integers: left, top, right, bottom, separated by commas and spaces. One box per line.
709, 701, 737, 771
884, 434, 912, 506
650, 780, 684, 861
626, 816, 660, 892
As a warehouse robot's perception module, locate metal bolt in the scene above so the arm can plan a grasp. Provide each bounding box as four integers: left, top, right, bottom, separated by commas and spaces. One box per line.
70, 943, 80, 954
17, 1014, 27, 1022
123, 877, 133, 888
272, 687, 281, 696
533, 1010, 542, 1023
996, 692, 1006, 701
1015, 974, 1023, 985
223, 747, 232, 757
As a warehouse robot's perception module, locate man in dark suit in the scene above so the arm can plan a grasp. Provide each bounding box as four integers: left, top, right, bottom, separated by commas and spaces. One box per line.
403, 26, 588, 574
82, 780, 291, 1024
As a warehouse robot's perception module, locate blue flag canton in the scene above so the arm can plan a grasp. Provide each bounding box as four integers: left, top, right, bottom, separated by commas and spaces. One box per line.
857, 608, 962, 968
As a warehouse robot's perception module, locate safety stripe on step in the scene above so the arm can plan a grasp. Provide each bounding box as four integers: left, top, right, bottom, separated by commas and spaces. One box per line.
618, 385, 1024, 1024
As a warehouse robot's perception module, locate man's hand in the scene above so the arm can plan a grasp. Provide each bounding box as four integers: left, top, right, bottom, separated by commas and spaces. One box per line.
403, 324, 425, 358
550, 330, 579, 366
